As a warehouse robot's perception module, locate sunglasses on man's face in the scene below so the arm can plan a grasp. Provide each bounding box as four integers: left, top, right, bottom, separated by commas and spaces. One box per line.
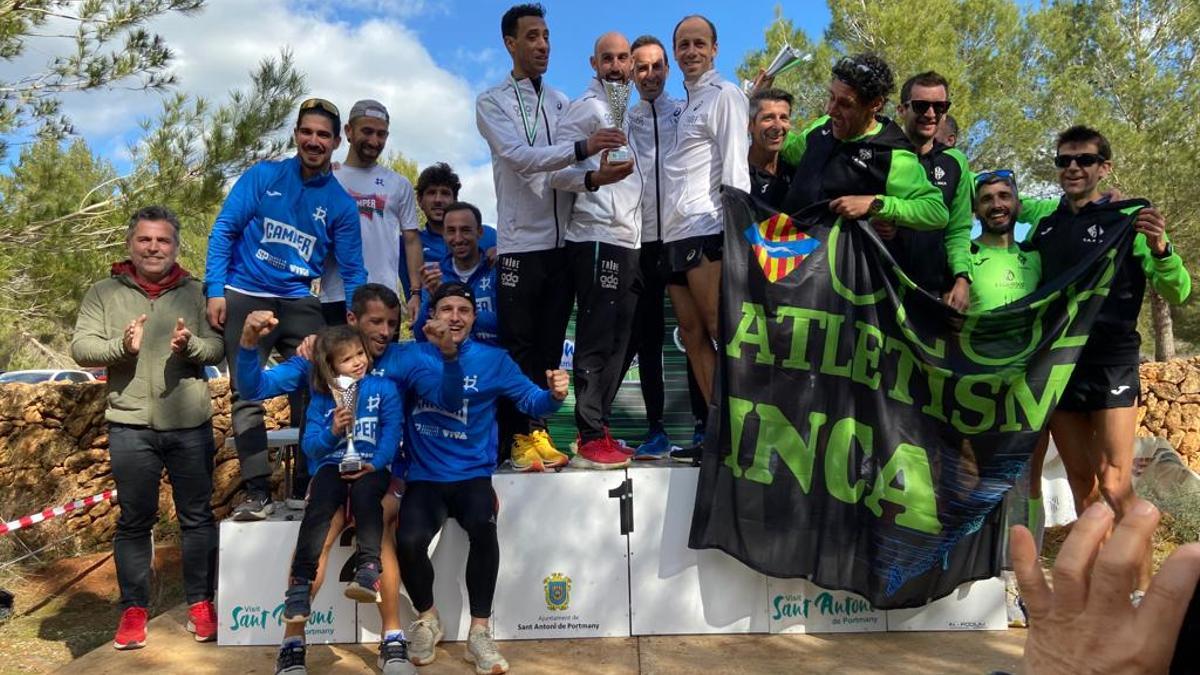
904, 99, 950, 116
1054, 153, 1104, 169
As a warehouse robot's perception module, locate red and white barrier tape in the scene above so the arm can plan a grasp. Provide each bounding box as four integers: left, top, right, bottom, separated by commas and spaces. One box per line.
0, 490, 117, 536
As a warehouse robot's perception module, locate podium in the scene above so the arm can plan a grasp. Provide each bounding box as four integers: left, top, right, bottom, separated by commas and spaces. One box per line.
216, 463, 1005, 644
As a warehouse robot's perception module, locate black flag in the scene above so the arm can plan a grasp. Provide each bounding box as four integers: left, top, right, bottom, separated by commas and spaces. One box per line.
688, 189, 1135, 609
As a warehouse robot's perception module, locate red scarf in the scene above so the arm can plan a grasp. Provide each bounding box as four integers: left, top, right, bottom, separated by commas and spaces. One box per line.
111, 260, 190, 300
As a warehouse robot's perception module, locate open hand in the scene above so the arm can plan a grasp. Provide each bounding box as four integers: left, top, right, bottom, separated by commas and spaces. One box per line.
170, 318, 192, 354
123, 314, 148, 355
1013, 500, 1200, 675
591, 150, 635, 187
341, 463, 376, 481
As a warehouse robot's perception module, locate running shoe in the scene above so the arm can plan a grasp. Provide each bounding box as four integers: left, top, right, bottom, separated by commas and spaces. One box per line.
572, 436, 631, 470
282, 578, 312, 624
669, 429, 704, 465
345, 562, 382, 603
408, 613, 445, 666
634, 429, 671, 460
509, 435, 545, 472
113, 606, 148, 650
275, 639, 307, 674
232, 491, 274, 521
528, 429, 569, 469
378, 634, 417, 675
186, 599, 217, 642
465, 624, 509, 675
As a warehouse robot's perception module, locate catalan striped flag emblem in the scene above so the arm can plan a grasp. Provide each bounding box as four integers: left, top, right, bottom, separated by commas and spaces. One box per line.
742, 213, 821, 283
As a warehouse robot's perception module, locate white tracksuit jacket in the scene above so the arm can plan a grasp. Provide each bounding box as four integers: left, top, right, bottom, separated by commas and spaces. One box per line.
626, 93, 684, 245
549, 77, 644, 250
475, 76, 578, 255
660, 68, 751, 243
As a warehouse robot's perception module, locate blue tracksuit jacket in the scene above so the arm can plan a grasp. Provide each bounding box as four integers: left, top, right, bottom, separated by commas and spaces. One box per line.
205, 156, 366, 299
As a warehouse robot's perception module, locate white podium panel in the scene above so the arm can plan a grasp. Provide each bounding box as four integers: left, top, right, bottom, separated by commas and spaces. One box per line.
627, 465, 770, 635
491, 470, 632, 640
766, 578, 886, 634
884, 578, 1007, 631
358, 524, 474, 643
217, 515, 359, 645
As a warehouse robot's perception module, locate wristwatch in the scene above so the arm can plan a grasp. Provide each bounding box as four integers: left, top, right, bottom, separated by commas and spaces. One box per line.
1153, 242, 1174, 259
868, 197, 885, 216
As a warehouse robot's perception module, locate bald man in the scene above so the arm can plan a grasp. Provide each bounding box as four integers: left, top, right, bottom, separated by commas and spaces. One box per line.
549, 31, 642, 468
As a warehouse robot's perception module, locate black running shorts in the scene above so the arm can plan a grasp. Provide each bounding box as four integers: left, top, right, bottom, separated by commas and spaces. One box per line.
1057, 363, 1140, 411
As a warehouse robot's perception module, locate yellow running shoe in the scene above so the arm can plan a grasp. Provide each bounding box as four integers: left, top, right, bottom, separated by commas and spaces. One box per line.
528, 429, 569, 469
510, 434, 545, 472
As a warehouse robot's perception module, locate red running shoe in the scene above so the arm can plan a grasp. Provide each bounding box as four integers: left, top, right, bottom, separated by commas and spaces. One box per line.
113, 606, 148, 650
187, 599, 217, 642
571, 437, 631, 470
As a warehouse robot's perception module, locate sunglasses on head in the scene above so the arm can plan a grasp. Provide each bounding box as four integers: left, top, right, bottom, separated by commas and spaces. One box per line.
975, 169, 1017, 191
1054, 153, 1104, 169
299, 98, 340, 118
904, 99, 951, 116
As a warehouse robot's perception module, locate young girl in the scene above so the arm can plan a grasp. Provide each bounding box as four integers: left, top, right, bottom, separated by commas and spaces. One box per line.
282, 325, 402, 623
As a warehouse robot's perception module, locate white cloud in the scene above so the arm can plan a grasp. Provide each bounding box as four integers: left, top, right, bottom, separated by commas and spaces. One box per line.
459, 161, 498, 224
3, 0, 500, 217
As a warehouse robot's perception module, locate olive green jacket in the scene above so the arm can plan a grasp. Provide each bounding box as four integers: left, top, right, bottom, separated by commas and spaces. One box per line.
71, 271, 224, 429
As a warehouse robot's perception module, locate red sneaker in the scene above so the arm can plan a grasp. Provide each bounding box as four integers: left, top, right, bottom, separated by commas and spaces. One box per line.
606, 429, 633, 457
113, 606, 148, 650
571, 437, 631, 470
187, 599, 217, 642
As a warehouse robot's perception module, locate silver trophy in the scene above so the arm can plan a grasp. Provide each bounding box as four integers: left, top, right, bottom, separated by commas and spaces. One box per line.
332, 374, 363, 473
603, 80, 633, 163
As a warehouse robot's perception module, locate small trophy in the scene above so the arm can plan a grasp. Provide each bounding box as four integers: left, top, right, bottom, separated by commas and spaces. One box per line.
332, 374, 363, 474
603, 80, 633, 163
741, 44, 813, 94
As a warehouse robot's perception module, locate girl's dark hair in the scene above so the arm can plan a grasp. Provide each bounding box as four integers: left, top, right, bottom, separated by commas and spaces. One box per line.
831, 53, 895, 104
310, 325, 373, 395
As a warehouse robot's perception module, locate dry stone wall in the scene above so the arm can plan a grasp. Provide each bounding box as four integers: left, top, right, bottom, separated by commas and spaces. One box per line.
1, 358, 1199, 549
0, 378, 291, 551
1137, 357, 1200, 472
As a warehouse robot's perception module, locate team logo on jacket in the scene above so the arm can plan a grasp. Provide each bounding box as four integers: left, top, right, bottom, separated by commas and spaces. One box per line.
743, 213, 821, 283
1084, 224, 1104, 243
543, 573, 572, 611
933, 166, 945, 181
351, 416, 379, 445
262, 217, 316, 261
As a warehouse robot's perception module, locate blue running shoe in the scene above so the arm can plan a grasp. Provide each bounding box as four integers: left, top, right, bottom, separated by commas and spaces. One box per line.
634, 429, 670, 460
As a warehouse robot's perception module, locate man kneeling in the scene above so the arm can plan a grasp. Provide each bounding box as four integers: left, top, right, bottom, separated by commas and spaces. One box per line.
396, 283, 568, 674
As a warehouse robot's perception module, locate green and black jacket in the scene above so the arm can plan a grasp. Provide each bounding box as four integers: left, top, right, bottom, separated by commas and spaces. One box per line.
906, 143, 973, 292
777, 114, 948, 231
1026, 196, 1191, 366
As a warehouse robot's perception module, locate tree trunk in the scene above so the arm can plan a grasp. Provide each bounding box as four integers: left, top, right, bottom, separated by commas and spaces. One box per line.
1149, 289, 1176, 361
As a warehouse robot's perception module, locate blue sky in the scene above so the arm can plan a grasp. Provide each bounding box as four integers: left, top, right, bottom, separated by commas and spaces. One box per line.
403, 1, 831, 100
1, 1, 832, 219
